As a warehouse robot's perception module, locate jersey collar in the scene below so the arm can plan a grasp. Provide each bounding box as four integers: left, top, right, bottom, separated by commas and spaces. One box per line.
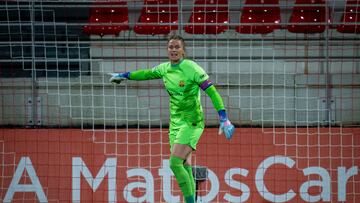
170, 58, 184, 68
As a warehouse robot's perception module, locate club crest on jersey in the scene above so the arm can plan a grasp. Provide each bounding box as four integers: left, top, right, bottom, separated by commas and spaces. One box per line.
179, 81, 185, 87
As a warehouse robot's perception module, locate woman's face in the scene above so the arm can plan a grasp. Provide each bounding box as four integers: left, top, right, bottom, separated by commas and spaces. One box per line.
167, 39, 185, 64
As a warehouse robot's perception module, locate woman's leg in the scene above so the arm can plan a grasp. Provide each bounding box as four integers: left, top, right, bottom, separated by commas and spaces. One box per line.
170, 143, 195, 203
184, 153, 196, 196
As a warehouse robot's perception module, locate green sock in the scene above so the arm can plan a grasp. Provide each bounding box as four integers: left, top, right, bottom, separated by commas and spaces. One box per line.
185, 195, 195, 203
184, 164, 196, 196
169, 156, 194, 203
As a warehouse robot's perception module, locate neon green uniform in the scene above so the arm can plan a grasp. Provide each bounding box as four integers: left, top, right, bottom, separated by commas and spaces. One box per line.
154, 59, 208, 127
130, 59, 209, 150
156, 59, 208, 149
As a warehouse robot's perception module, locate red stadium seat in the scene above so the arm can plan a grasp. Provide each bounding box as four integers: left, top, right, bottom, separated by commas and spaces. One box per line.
337, 0, 360, 33
133, 0, 178, 35
236, 0, 281, 34
184, 0, 229, 34
83, 1, 129, 37
287, 0, 328, 33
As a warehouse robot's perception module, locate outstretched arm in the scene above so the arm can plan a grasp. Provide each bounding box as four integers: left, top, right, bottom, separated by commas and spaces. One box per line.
129, 69, 162, 80
109, 69, 162, 84
201, 81, 235, 140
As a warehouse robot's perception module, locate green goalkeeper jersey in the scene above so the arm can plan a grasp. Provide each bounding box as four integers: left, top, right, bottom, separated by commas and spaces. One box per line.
152, 59, 209, 128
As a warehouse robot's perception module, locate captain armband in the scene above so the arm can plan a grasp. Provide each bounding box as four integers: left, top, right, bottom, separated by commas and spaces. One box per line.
199, 80, 213, 91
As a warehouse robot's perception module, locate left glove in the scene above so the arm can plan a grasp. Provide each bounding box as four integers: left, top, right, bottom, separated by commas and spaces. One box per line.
218, 110, 235, 140
108, 72, 130, 84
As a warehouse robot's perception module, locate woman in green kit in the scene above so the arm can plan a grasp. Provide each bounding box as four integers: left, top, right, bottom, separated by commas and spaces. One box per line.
110, 34, 235, 203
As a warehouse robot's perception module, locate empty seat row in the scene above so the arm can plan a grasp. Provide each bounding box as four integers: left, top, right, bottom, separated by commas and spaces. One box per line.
83, 0, 360, 36
337, 0, 360, 33
83, 1, 130, 36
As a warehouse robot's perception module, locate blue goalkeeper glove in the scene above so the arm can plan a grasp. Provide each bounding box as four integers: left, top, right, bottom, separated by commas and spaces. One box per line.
218, 110, 235, 140
109, 72, 130, 84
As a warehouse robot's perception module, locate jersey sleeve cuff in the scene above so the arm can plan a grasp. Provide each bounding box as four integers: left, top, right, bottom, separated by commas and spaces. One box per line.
123, 72, 130, 79
218, 109, 228, 122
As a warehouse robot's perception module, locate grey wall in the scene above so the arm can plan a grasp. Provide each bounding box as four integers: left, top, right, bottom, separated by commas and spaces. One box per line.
1, 29, 359, 128
0, 1, 359, 128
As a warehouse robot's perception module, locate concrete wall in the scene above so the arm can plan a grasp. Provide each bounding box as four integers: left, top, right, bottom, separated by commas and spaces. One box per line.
1, 30, 359, 128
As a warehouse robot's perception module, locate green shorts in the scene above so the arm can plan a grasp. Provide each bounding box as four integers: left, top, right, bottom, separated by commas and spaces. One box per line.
169, 121, 204, 151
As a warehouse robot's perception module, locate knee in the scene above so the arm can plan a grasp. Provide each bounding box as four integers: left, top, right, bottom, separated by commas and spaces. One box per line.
169, 156, 184, 171
184, 158, 191, 166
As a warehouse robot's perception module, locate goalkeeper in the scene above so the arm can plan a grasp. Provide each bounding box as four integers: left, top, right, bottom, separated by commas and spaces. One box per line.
109, 34, 235, 203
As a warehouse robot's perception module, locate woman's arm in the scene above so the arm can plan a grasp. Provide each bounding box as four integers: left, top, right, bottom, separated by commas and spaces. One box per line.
109, 69, 161, 84
129, 69, 162, 80
204, 85, 225, 112
202, 81, 235, 139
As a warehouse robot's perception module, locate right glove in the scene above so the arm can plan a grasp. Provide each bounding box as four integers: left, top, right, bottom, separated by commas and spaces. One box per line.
108, 72, 130, 84
218, 110, 235, 140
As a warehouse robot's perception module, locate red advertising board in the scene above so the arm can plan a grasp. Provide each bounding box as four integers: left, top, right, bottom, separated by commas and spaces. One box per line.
0, 128, 359, 202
